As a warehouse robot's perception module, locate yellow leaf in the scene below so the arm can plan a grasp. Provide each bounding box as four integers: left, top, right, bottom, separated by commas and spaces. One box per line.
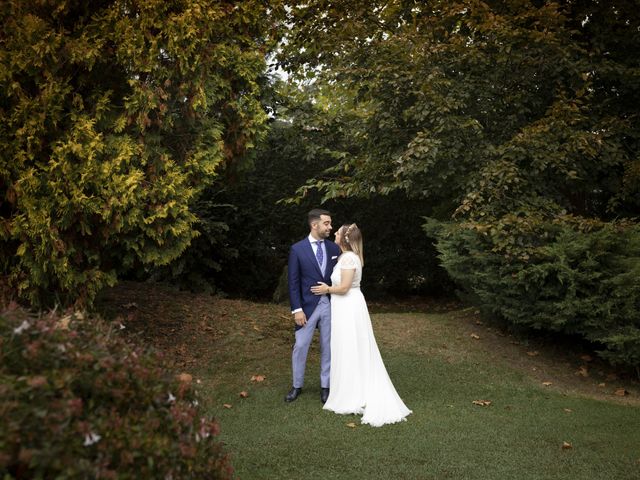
56, 315, 71, 330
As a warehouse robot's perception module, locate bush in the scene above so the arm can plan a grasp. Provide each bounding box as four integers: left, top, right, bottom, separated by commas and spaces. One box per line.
427, 215, 640, 369
0, 305, 233, 479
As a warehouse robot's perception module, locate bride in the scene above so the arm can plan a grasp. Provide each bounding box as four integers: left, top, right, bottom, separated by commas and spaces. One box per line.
310, 223, 412, 427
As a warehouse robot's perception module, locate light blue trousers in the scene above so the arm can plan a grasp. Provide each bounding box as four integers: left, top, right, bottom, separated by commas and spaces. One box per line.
292, 296, 331, 389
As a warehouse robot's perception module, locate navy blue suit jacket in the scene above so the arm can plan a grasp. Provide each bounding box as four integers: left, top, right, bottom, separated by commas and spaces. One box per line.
288, 238, 341, 330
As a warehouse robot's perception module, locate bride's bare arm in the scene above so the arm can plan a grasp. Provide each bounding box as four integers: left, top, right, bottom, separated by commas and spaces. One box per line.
310, 268, 355, 296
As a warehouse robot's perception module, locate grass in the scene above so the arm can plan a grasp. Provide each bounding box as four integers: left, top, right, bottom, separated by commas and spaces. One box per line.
98, 283, 640, 480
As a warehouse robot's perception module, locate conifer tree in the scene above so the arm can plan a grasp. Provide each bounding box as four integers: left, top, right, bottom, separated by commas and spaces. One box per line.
0, 0, 274, 306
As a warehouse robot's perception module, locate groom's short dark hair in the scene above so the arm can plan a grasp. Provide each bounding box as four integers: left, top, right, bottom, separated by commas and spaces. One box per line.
308, 208, 331, 226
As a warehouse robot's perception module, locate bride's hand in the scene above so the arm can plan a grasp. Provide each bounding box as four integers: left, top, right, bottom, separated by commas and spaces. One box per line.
310, 282, 328, 295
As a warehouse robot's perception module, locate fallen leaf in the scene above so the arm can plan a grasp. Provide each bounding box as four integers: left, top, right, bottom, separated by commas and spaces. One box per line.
598, 383, 606, 388
563, 408, 573, 413
177, 373, 193, 384
580, 354, 593, 362
239, 391, 249, 398
470, 333, 480, 340
576, 366, 589, 377
472, 400, 492, 407
346, 422, 357, 428
223, 404, 232, 409
542, 381, 553, 386
614, 388, 628, 396
526, 351, 539, 356
56, 316, 71, 330
251, 375, 266, 382
561, 441, 572, 450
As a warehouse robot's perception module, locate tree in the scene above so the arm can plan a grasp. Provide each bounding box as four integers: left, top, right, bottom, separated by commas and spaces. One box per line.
0, 0, 274, 306
278, 0, 640, 221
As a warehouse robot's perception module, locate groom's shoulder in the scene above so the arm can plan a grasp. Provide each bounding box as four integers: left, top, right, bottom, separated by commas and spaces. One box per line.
325, 239, 339, 250
291, 238, 309, 250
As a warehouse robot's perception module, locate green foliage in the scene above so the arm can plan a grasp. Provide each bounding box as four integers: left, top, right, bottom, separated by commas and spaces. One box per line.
0, 304, 233, 479
279, 1, 640, 222
0, 0, 272, 307
427, 216, 640, 368
147, 196, 239, 294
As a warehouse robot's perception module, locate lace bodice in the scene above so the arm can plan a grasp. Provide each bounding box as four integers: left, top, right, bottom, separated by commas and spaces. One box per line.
330, 252, 362, 289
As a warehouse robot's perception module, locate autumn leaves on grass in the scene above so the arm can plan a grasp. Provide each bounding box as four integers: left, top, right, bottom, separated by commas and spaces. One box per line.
468, 325, 632, 399
222, 374, 267, 409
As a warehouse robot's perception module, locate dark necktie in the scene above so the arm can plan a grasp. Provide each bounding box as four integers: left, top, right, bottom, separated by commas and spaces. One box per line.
315, 241, 324, 269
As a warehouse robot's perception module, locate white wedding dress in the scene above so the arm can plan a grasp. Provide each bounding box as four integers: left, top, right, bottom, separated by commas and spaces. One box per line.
323, 252, 412, 426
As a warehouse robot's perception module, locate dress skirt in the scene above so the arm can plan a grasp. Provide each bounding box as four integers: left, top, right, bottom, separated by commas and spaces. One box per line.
323, 286, 412, 427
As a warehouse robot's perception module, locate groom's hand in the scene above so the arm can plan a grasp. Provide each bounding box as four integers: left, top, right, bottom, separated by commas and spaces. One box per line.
294, 311, 307, 327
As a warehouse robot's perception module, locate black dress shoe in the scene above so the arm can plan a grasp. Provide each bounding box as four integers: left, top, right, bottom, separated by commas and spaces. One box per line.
285, 387, 302, 403
320, 388, 330, 404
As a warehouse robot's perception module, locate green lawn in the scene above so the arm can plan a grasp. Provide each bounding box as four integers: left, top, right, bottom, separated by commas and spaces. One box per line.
194, 311, 640, 479
98, 284, 640, 480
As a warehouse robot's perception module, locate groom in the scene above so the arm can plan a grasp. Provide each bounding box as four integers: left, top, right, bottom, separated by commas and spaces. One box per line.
285, 209, 340, 403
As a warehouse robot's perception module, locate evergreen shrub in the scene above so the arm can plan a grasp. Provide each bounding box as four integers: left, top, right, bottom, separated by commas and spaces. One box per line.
0, 304, 233, 479
427, 216, 640, 369
0, 0, 270, 307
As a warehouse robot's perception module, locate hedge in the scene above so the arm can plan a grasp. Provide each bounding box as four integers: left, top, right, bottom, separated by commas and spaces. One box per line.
426, 215, 640, 370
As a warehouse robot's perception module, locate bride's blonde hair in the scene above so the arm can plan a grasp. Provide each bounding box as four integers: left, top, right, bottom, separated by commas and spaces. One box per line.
339, 223, 364, 266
